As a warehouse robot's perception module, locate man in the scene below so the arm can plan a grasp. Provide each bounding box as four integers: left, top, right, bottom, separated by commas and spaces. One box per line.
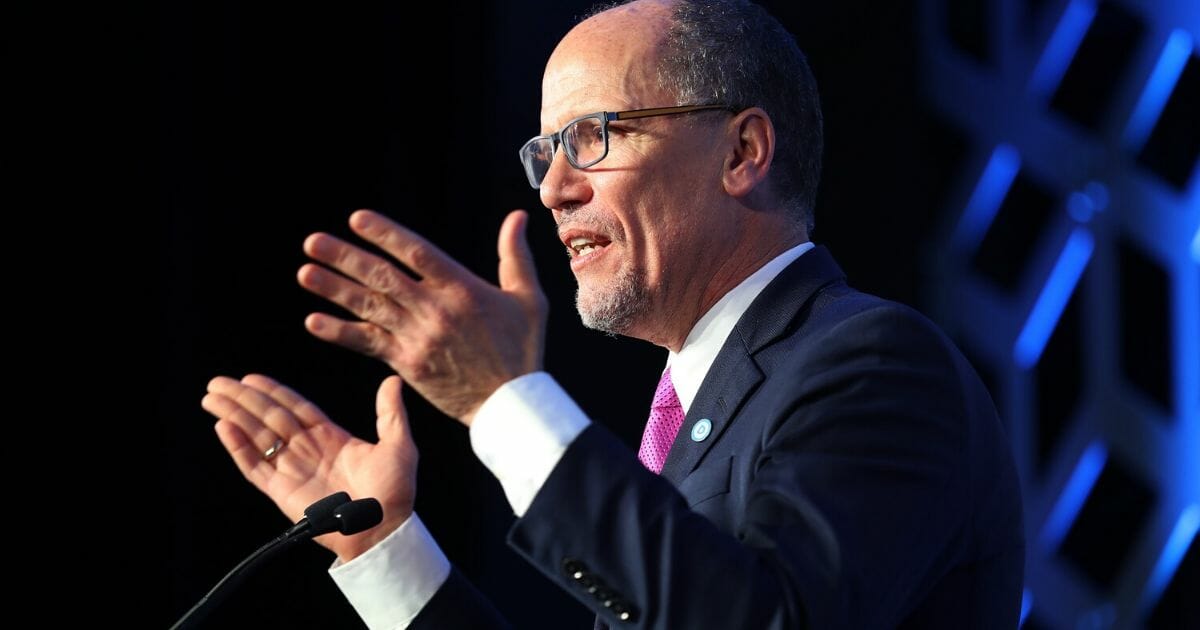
201, 0, 1024, 627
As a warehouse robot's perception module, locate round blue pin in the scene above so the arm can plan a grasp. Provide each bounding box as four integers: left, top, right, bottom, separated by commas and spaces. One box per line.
690, 418, 712, 442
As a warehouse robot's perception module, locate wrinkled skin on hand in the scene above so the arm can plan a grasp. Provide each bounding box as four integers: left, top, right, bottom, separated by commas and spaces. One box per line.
297, 209, 548, 424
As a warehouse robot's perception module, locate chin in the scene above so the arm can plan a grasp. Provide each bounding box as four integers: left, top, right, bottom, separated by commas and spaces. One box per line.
575, 275, 648, 336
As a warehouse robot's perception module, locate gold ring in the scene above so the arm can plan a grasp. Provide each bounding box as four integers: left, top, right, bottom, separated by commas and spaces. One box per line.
262, 437, 285, 461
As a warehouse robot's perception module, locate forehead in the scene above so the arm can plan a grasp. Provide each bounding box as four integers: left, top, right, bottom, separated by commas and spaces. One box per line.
539, 6, 673, 130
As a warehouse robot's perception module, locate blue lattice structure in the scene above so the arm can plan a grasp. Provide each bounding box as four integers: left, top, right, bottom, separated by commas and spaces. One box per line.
917, 0, 1198, 627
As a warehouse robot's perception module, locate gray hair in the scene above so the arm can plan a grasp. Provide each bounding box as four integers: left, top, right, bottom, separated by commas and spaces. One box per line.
587, 0, 824, 231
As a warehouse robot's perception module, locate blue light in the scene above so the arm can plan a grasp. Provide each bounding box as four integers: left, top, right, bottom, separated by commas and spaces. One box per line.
1124, 29, 1193, 150
1192, 224, 1200, 263
1039, 442, 1107, 551
1029, 0, 1097, 97
1019, 589, 1033, 627
1014, 228, 1095, 368
1143, 504, 1199, 611
955, 144, 1020, 251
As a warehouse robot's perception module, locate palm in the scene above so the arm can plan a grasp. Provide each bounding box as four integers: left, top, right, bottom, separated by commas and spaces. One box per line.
268, 425, 413, 520
203, 374, 417, 559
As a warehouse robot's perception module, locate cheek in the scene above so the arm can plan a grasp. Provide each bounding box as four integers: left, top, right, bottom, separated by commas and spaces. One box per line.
647, 176, 723, 269
634, 201, 695, 278
597, 149, 717, 264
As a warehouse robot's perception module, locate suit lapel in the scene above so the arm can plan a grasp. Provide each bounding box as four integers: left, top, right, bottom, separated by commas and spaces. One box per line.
658, 246, 846, 484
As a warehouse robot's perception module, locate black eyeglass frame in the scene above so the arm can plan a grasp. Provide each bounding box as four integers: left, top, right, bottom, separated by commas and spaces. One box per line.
518, 104, 733, 189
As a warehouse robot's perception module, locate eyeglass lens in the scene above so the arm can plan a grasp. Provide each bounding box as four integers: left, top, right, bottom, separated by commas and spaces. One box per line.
521, 116, 608, 188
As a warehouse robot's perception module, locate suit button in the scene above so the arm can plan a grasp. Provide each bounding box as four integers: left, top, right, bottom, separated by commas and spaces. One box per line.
562, 558, 588, 581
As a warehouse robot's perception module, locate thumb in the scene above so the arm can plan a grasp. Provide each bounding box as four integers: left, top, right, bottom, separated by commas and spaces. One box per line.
375, 375, 410, 445
498, 209, 539, 294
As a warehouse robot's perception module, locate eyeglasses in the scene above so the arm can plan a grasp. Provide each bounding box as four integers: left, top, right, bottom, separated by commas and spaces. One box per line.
518, 104, 732, 189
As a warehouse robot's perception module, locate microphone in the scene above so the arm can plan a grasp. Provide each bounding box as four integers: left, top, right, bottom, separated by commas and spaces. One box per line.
282, 491, 353, 540
169, 492, 383, 630
329, 497, 384, 536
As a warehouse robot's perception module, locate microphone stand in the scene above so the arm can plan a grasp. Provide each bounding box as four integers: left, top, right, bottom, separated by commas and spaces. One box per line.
169, 492, 381, 630
168, 530, 300, 630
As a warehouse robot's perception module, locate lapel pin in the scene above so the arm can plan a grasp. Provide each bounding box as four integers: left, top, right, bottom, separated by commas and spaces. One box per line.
691, 418, 713, 442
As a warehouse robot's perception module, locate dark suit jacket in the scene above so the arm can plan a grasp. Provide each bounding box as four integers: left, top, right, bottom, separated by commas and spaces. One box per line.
412, 247, 1024, 629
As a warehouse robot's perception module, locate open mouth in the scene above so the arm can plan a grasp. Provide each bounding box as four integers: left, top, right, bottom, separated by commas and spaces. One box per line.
561, 228, 614, 259
568, 235, 612, 258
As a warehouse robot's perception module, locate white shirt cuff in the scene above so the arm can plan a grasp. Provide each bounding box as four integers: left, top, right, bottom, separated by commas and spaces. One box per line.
329, 512, 450, 630
469, 371, 590, 516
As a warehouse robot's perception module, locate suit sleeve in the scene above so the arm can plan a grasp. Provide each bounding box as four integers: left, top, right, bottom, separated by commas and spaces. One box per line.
505, 305, 1018, 629
408, 567, 512, 630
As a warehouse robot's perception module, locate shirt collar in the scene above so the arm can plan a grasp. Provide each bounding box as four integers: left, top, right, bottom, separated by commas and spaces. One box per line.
667, 242, 815, 413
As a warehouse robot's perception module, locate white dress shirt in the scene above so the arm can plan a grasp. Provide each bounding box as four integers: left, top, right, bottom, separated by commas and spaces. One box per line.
330, 242, 813, 629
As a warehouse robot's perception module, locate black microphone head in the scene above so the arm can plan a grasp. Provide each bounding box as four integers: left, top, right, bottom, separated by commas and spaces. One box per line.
303, 491, 352, 536
333, 498, 383, 535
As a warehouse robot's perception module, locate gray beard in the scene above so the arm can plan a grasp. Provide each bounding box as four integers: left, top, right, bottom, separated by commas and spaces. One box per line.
575, 263, 650, 336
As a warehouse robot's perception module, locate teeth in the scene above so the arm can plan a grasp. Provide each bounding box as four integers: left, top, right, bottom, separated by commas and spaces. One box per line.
569, 236, 603, 257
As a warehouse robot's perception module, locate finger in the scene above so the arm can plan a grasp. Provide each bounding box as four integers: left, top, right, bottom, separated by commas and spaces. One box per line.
240, 374, 331, 428
202, 390, 286, 457
302, 232, 419, 302
375, 375, 411, 445
305, 313, 404, 366
497, 210, 541, 295
213, 420, 274, 488
297, 263, 411, 331
348, 210, 469, 283
207, 376, 304, 440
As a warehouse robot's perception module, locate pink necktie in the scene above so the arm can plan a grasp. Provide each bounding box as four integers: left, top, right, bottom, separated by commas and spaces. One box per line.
638, 367, 685, 474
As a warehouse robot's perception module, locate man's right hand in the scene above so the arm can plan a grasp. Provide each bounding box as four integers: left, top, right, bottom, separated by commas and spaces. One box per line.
201, 373, 418, 562
296, 209, 548, 425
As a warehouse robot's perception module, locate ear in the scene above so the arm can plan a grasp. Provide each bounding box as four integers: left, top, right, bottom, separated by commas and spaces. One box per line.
721, 107, 775, 199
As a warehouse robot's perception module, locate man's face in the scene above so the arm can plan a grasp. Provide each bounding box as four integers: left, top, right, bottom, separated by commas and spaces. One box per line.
538, 7, 729, 343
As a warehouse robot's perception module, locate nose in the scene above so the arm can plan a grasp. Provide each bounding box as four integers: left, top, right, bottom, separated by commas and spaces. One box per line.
539, 148, 592, 211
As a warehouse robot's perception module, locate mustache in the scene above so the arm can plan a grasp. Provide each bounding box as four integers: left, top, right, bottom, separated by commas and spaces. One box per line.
556, 205, 625, 241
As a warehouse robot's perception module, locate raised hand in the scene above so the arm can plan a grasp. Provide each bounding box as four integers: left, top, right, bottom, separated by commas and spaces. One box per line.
201, 373, 417, 561
297, 209, 548, 424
